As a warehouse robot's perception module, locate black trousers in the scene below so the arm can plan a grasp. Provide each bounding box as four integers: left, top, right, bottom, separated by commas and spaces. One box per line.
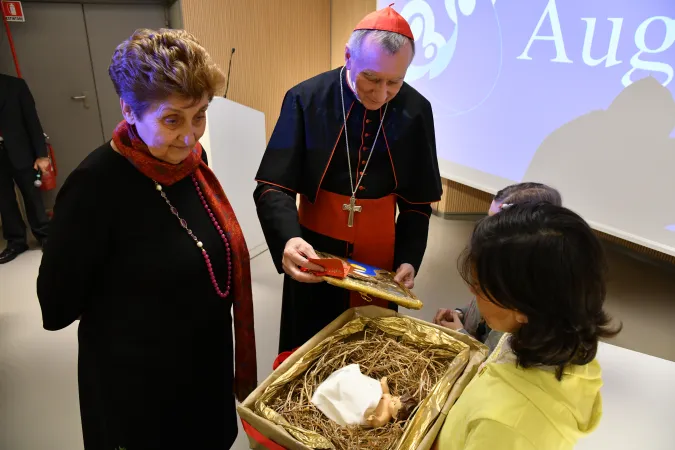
0, 142, 49, 248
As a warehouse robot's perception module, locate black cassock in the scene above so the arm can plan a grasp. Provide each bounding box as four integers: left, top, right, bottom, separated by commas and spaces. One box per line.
255, 67, 442, 353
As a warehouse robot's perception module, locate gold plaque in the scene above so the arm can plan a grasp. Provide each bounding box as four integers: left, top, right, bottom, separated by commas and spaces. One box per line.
315, 252, 423, 310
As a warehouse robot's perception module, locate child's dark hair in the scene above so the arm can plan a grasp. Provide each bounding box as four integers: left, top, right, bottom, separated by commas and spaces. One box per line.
495, 182, 562, 207
459, 202, 621, 379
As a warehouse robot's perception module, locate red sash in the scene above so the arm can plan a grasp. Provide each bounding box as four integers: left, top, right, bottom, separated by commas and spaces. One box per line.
299, 189, 396, 308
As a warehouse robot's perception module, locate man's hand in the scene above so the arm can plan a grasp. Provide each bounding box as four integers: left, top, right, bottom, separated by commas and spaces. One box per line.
394, 263, 415, 289
433, 308, 465, 331
34, 157, 50, 174
282, 237, 324, 283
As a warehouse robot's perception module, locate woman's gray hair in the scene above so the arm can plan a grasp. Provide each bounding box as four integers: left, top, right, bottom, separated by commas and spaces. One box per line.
348, 29, 415, 61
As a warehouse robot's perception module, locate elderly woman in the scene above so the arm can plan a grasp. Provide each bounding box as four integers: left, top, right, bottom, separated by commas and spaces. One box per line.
37, 29, 256, 449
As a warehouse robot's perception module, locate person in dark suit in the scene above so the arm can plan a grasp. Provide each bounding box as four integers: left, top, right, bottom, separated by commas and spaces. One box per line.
0, 73, 50, 263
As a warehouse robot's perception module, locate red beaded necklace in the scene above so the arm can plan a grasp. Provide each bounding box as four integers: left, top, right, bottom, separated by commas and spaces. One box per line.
155, 174, 232, 298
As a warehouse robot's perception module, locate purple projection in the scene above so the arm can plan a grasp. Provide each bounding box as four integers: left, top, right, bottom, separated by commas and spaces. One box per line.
382, 0, 675, 248
390, 0, 674, 180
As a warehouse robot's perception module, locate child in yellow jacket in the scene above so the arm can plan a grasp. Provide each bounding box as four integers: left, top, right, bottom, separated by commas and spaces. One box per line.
434, 182, 562, 354
435, 203, 621, 450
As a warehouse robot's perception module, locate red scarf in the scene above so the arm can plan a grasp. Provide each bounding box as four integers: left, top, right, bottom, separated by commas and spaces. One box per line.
112, 121, 257, 401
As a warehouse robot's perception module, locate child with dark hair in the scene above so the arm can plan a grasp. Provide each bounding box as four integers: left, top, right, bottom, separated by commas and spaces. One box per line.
435, 203, 621, 450
435, 182, 562, 353
489, 182, 563, 214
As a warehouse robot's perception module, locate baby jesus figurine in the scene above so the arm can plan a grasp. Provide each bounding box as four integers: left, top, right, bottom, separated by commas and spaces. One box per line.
364, 377, 402, 428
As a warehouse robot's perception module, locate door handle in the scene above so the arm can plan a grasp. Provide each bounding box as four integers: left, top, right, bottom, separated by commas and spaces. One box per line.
71, 92, 90, 109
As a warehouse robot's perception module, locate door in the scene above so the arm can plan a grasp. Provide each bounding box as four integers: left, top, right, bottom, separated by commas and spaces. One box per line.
0, 2, 105, 207
0, 2, 167, 205
84, 4, 167, 141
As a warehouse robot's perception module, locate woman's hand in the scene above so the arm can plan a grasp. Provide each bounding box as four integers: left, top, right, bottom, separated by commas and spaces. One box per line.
282, 237, 324, 283
394, 263, 416, 289
434, 308, 465, 331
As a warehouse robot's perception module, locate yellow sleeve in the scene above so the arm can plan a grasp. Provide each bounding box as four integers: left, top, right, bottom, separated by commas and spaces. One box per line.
463, 419, 537, 450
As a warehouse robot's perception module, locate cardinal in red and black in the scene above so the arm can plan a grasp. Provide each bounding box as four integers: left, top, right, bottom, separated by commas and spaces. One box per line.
254, 5, 442, 353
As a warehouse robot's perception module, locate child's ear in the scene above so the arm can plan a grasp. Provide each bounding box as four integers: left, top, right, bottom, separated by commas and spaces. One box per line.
515, 311, 529, 324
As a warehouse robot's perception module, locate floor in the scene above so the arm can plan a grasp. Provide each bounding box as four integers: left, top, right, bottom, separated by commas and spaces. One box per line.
1, 216, 674, 449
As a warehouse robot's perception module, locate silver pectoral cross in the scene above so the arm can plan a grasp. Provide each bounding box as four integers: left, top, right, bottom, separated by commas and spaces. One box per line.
343, 195, 362, 228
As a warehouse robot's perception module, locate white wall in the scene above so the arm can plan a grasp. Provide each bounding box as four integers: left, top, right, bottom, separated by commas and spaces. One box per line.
204, 97, 267, 257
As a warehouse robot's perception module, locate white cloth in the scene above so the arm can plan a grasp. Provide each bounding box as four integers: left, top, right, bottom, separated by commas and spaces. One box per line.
311, 364, 383, 426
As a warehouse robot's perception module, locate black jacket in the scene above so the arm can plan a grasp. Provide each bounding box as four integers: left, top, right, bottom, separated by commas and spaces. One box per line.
255, 67, 442, 273
256, 67, 442, 204
0, 74, 46, 169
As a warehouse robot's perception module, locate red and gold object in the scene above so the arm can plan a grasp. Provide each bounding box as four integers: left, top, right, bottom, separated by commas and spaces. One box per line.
303, 251, 423, 311
299, 190, 397, 309
300, 257, 351, 279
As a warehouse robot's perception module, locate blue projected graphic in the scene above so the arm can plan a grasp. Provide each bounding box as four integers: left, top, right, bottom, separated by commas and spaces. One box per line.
377, 0, 675, 253
383, 0, 675, 181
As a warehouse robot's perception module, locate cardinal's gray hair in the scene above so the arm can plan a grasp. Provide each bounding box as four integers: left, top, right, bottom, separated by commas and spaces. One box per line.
348, 29, 415, 61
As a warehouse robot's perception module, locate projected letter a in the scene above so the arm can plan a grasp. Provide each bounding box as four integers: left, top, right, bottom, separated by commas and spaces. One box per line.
517, 0, 572, 63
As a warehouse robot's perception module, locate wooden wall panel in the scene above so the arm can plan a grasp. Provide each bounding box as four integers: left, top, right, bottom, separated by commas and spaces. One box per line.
330, 0, 376, 68
181, 0, 331, 141
597, 232, 675, 265
433, 179, 492, 214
